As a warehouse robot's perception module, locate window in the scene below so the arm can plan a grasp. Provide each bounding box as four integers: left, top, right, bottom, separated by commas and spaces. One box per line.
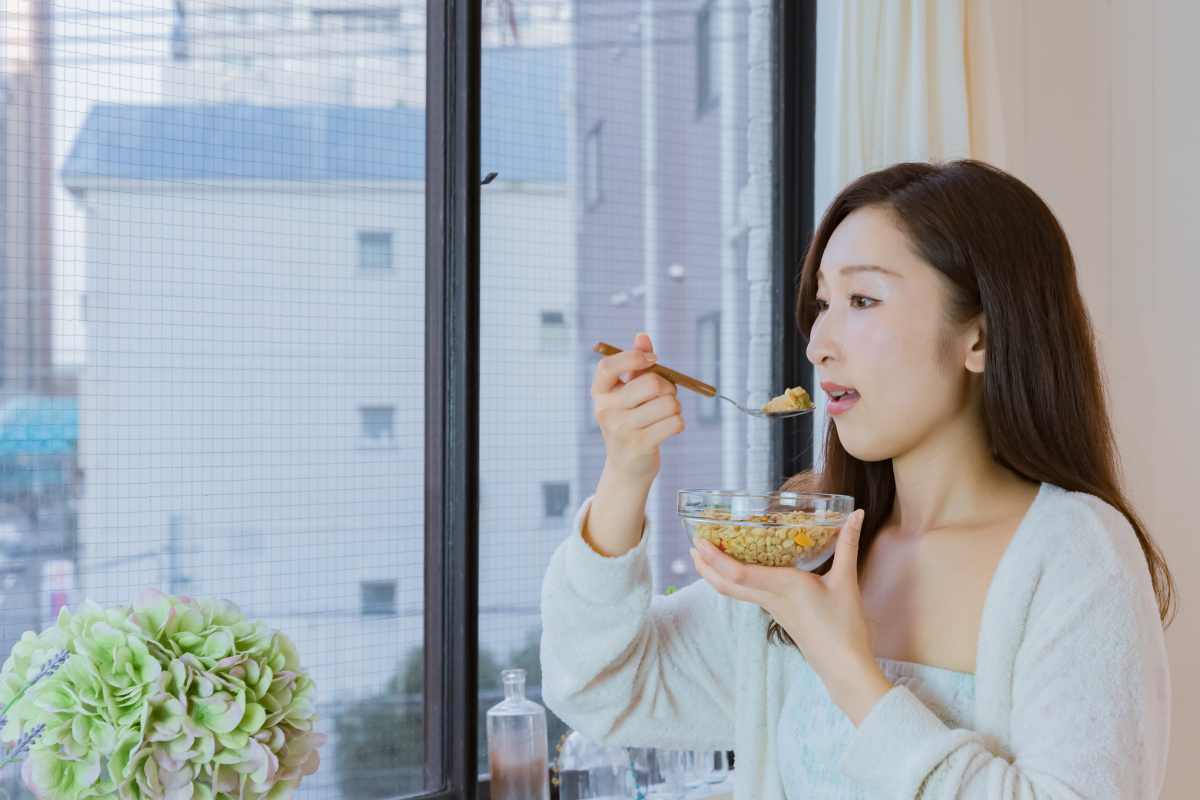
36, 0, 811, 795
359, 231, 394, 270
543, 482, 570, 518
362, 580, 398, 616
477, 2, 811, 784
696, 1, 717, 113
584, 123, 603, 209
697, 312, 721, 423
540, 310, 568, 349
360, 406, 396, 440
50, 2, 429, 794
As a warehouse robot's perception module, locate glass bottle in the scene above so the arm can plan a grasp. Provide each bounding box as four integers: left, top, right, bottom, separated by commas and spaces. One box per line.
486, 669, 550, 800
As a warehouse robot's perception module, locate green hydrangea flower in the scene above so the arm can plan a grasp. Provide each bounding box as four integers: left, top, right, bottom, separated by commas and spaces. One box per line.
1, 589, 325, 800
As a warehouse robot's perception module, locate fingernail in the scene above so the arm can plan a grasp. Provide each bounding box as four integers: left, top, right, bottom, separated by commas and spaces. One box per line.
646, 353, 659, 363
855, 509, 866, 525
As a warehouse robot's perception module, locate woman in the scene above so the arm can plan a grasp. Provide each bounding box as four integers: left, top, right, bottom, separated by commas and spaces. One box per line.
540, 161, 1173, 799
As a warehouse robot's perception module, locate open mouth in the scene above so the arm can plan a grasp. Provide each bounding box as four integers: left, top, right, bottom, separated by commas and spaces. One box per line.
821, 383, 861, 415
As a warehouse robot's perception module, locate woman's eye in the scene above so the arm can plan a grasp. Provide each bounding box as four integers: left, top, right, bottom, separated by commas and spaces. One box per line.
849, 294, 877, 309
810, 298, 829, 314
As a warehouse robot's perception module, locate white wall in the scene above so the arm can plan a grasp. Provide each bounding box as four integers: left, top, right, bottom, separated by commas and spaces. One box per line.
976, 2, 1198, 794
76, 179, 577, 701
78, 181, 427, 705
812, 2, 1198, 791
478, 182, 579, 663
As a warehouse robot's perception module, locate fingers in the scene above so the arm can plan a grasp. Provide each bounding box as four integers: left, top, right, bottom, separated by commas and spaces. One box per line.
620, 393, 680, 429
690, 541, 780, 604
637, 410, 686, 447
830, 509, 866, 582
616, 371, 678, 409
593, 348, 659, 396
626, 332, 655, 382
690, 546, 759, 604
693, 538, 780, 593
593, 373, 682, 446
590, 335, 685, 453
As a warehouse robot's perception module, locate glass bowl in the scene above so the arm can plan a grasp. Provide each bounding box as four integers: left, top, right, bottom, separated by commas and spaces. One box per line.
678, 490, 855, 570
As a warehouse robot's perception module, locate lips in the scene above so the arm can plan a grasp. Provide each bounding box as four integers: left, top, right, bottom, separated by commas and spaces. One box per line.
820, 381, 860, 416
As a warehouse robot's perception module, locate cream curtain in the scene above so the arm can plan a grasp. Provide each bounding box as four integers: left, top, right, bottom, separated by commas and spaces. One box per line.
832, 0, 1006, 186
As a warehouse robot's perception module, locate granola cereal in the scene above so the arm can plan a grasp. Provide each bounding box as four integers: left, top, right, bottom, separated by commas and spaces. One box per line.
690, 507, 841, 567
761, 386, 814, 414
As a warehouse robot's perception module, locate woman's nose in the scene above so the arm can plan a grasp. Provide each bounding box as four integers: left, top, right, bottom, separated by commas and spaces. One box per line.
806, 313, 841, 365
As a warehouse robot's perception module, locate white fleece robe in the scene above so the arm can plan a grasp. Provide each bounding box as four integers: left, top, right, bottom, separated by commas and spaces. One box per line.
540, 483, 1171, 799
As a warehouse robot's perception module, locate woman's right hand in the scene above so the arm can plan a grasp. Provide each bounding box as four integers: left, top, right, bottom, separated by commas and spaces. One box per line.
584, 333, 686, 558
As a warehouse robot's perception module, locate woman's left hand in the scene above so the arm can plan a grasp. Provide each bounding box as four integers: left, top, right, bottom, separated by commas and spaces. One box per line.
689, 508, 895, 726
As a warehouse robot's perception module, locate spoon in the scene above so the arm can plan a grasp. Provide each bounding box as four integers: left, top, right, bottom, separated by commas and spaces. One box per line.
593, 342, 815, 420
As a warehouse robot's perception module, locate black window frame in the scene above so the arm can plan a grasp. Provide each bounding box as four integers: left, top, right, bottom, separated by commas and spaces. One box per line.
421, 1, 816, 797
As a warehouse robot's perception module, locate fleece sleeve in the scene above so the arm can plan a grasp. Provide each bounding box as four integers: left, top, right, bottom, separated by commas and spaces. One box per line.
836, 572, 1170, 800
540, 494, 739, 751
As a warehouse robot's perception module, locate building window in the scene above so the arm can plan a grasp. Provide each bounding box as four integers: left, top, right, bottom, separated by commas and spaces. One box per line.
360, 406, 395, 440
361, 581, 397, 616
696, 1, 716, 114
541, 310, 568, 350
584, 123, 603, 209
543, 482, 570, 518
358, 231, 394, 269
697, 312, 721, 423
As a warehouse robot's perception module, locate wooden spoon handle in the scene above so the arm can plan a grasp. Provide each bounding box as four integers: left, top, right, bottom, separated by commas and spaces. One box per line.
593, 341, 717, 398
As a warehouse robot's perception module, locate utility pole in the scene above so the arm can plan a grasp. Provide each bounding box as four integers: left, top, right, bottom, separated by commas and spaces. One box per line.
745, 0, 774, 490
641, 0, 663, 592
717, 0, 742, 490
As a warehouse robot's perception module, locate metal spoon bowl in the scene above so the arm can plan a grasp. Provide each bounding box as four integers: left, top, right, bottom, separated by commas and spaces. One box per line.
714, 393, 814, 419
593, 342, 814, 420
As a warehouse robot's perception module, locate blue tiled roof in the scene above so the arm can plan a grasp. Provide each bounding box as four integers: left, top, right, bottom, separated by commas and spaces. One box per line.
62, 47, 566, 184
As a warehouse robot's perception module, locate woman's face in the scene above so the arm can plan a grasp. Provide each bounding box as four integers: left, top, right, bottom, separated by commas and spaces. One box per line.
806, 206, 985, 463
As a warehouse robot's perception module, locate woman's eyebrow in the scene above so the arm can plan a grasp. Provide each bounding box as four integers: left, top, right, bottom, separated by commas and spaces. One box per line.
816, 263, 903, 281
838, 264, 903, 277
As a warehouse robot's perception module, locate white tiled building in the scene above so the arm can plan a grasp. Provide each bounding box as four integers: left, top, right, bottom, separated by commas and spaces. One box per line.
62, 46, 575, 797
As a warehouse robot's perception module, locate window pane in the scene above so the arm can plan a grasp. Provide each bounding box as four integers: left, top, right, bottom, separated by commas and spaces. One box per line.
9, 2, 427, 798
479, 0, 771, 775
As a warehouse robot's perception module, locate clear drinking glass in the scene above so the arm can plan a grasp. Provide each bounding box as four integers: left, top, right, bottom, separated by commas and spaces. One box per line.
682, 751, 704, 788
556, 730, 632, 800
702, 751, 728, 785
486, 669, 550, 800
627, 748, 685, 800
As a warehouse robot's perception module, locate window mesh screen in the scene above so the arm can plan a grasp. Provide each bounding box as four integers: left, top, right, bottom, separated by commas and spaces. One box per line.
478, 0, 771, 775
3, 2, 427, 799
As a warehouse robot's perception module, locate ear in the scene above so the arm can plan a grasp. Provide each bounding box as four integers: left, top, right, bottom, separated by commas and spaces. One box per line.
964, 316, 987, 374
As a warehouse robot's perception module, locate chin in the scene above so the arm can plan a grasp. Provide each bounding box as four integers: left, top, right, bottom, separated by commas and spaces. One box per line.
832, 420, 899, 464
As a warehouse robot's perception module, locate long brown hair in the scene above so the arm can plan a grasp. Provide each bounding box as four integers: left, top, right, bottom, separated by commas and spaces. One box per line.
770, 160, 1176, 647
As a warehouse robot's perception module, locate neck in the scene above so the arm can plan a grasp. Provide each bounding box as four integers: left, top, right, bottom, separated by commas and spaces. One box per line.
887, 413, 1031, 537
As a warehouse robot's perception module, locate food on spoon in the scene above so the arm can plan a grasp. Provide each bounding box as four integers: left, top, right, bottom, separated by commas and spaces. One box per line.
692, 507, 840, 566
761, 386, 814, 414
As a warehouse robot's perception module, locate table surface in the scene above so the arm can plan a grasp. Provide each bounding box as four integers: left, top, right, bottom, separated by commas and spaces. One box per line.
683, 769, 734, 800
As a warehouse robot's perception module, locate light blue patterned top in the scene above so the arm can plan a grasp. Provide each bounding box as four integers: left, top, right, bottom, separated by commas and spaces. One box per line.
777, 657, 976, 799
